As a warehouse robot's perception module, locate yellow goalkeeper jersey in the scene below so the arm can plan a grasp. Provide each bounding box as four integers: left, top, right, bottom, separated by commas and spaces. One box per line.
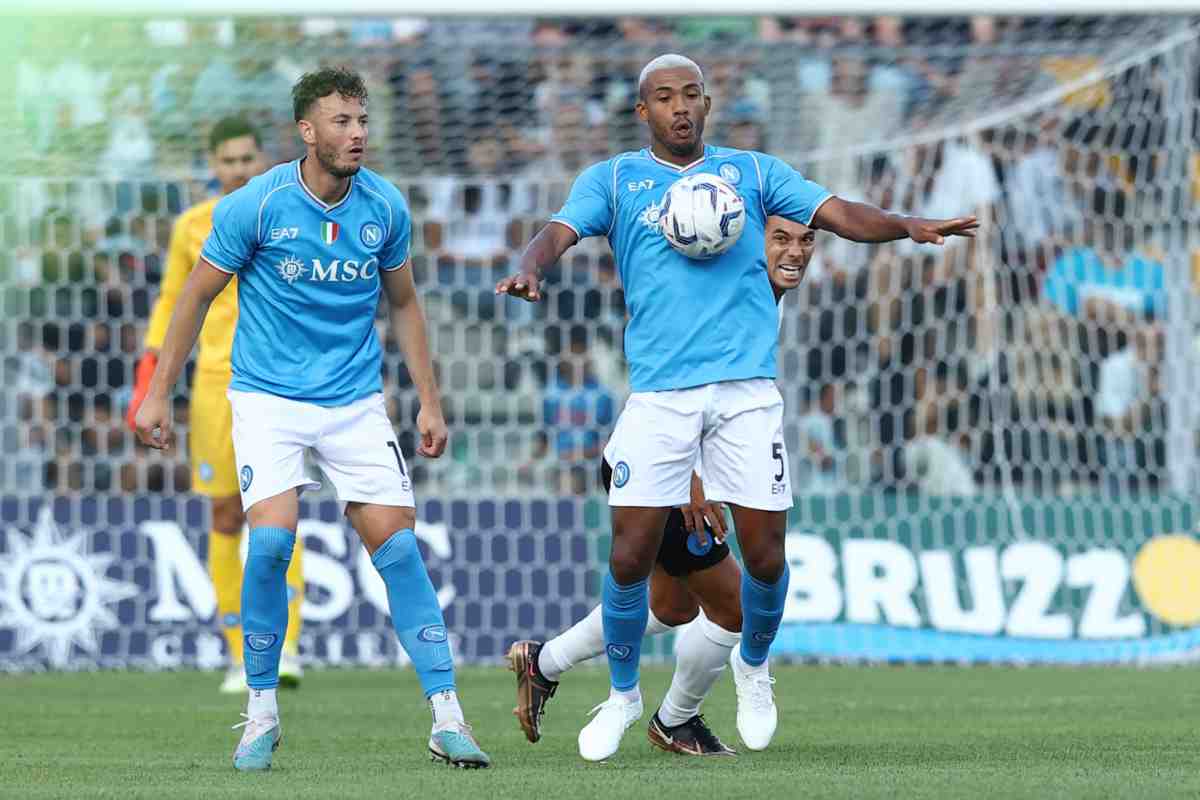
144, 197, 238, 378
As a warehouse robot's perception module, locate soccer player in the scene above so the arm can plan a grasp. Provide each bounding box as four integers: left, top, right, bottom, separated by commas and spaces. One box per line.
135, 67, 490, 771
128, 117, 306, 695
507, 217, 817, 757
497, 54, 976, 762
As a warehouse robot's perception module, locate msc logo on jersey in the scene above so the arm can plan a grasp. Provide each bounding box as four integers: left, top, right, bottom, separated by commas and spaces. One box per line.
719, 163, 742, 184
310, 257, 380, 282
276, 255, 308, 285
360, 222, 383, 247
613, 461, 631, 488
240, 465, 254, 492
637, 202, 664, 233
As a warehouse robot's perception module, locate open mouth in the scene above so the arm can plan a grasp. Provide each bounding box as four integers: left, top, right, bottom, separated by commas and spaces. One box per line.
347, 147, 363, 158
777, 264, 804, 281
671, 120, 692, 136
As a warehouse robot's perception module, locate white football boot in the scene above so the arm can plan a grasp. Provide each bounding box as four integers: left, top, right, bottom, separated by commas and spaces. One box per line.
730, 647, 778, 751
578, 692, 644, 762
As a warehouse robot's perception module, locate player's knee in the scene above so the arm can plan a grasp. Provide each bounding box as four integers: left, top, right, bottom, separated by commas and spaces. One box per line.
702, 600, 741, 633
651, 598, 698, 628
741, 548, 786, 583
211, 496, 245, 535
609, 548, 652, 585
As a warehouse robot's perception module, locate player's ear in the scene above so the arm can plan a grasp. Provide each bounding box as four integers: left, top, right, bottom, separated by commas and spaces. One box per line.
703, 94, 712, 115
296, 119, 315, 146
635, 99, 648, 123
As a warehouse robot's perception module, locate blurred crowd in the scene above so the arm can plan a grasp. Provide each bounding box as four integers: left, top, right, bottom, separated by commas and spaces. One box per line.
1, 14, 1194, 499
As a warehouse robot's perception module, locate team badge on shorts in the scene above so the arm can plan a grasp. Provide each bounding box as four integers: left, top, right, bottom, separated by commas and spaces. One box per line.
719, 163, 742, 184
199, 462, 214, 482
686, 531, 714, 557
360, 222, 383, 248
613, 461, 631, 488
240, 465, 254, 492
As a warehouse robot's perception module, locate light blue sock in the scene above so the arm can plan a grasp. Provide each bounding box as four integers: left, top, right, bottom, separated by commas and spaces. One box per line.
371, 530, 455, 698
242, 527, 295, 690
740, 563, 790, 667
601, 572, 648, 691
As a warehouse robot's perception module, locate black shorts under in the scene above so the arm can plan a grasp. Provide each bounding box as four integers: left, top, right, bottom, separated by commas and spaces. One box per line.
600, 457, 731, 578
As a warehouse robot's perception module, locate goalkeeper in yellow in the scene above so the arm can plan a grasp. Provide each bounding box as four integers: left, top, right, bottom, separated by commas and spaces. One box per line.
127, 118, 306, 693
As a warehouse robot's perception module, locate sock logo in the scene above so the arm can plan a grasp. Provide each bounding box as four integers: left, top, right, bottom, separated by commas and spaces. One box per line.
606, 643, 633, 661
613, 461, 631, 488
751, 631, 777, 644
246, 633, 277, 652
240, 465, 254, 492
417, 624, 447, 643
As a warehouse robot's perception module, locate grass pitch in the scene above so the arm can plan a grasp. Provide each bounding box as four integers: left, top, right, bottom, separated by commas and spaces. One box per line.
3, 664, 1198, 799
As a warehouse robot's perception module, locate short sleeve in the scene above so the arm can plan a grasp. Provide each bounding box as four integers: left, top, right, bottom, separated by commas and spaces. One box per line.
550, 161, 614, 239
200, 187, 260, 273
379, 186, 412, 271
756, 153, 833, 226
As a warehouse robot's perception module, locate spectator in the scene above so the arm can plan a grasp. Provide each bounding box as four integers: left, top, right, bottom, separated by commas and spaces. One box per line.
1096, 323, 1165, 493
1042, 221, 1165, 361
542, 327, 616, 468
794, 382, 846, 493
905, 361, 979, 496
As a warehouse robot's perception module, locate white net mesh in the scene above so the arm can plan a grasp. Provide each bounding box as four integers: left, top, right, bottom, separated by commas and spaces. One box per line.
2, 15, 1199, 668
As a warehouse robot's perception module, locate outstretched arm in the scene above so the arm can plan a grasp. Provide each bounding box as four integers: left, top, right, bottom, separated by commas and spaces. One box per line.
494, 220, 579, 302
382, 265, 447, 458
134, 259, 232, 450
812, 196, 978, 245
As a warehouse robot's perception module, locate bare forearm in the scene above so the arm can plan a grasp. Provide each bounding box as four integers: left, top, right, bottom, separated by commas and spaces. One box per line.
518, 222, 576, 278
146, 293, 211, 398
391, 300, 442, 413
817, 200, 910, 243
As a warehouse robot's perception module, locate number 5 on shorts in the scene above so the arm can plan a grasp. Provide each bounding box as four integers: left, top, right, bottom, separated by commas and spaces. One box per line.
387, 441, 407, 477
772, 442, 784, 482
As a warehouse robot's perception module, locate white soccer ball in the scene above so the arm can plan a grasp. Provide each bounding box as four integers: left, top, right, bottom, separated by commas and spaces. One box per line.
658, 173, 746, 260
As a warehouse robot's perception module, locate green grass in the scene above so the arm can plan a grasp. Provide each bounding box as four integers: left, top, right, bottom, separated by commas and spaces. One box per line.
3, 665, 1199, 799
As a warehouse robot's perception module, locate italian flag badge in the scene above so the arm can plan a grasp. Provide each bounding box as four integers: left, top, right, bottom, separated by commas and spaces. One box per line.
321, 221, 339, 245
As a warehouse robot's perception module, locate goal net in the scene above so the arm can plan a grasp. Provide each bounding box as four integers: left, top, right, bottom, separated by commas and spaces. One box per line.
1, 13, 1198, 670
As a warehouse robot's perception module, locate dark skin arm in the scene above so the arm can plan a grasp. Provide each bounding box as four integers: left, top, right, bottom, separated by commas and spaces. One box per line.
812, 197, 979, 245
494, 221, 579, 301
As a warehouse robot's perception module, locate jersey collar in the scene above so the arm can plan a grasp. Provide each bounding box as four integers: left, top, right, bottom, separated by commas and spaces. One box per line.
295, 158, 355, 212
645, 144, 711, 173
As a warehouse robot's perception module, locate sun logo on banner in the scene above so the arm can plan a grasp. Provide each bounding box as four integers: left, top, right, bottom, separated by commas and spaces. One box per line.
0, 508, 139, 667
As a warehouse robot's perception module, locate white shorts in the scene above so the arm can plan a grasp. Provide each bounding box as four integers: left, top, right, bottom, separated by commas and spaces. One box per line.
604, 378, 792, 511
228, 390, 414, 512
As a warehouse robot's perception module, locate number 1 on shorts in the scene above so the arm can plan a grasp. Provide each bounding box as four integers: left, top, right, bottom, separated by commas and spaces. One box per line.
387, 441, 407, 477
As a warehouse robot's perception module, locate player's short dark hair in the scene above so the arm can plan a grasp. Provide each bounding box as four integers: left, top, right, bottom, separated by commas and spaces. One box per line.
292, 66, 368, 122
208, 117, 261, 153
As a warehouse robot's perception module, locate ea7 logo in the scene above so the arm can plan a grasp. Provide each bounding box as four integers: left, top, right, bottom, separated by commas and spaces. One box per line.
627, 179, 655, 192
270, 227, 299, 240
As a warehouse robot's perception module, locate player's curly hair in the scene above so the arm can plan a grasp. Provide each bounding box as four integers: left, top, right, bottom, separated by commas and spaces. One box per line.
292, 66, 368, 122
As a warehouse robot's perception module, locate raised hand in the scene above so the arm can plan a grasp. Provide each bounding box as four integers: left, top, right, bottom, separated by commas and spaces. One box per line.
494, 270, 543, 302
903, 215, 979, 245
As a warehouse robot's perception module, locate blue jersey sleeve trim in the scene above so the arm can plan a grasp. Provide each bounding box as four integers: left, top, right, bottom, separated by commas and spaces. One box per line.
380, 258, 409, 272
256, 182, 295, 242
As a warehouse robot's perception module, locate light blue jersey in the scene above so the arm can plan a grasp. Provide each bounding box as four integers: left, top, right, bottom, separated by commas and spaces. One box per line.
201, 159, 410, 406
551, 145, 831, 392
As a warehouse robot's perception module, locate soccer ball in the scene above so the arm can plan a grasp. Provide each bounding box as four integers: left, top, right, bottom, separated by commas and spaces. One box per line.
658, 173, 746, 260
